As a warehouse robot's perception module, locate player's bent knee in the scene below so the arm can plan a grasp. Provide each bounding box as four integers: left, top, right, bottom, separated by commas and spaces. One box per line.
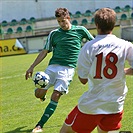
60, 123, 75, 133
35, 88, 46, 98
97, 126, 108, 133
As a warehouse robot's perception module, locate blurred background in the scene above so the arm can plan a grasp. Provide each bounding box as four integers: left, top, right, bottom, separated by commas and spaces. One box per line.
0, 0, 133, 56
0, 1, 133, 132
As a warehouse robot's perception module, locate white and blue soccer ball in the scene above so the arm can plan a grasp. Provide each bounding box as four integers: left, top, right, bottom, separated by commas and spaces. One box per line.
33, 71, 50, 88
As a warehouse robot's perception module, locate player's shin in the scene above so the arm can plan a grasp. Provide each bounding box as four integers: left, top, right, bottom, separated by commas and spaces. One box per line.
37, 99, 58, 127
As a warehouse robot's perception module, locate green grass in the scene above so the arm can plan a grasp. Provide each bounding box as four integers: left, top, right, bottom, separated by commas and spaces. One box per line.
0, 26, 133, 133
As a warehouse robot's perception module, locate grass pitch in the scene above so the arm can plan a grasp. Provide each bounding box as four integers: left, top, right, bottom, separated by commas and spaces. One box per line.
0, 27, 133, 133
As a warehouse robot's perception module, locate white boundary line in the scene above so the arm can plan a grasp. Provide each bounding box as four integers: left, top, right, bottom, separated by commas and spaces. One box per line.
0, 73, 25, 80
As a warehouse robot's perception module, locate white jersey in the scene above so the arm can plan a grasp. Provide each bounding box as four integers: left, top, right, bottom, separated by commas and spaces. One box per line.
77, 34, 133, 114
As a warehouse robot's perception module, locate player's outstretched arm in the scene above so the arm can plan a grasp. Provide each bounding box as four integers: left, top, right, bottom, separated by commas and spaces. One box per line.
124, 68, 133, 75
25, 50, 48, 80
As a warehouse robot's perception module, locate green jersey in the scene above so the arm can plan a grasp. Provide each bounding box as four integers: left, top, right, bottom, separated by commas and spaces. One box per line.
44, 25, 94, 68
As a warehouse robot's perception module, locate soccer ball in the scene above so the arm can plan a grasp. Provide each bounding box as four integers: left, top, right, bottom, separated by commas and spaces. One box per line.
33, 71, 50, 88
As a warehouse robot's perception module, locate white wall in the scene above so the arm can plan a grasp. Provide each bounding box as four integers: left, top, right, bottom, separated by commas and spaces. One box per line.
0, 0, 133, 22
19, 36, 48, 53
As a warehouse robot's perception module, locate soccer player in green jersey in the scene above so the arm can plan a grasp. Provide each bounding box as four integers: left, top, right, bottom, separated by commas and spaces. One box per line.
25, 7, 94, 132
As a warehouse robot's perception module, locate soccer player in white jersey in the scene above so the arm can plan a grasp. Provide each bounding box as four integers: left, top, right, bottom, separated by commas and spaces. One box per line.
25, 8, 94, 132
60, 8, 133, 133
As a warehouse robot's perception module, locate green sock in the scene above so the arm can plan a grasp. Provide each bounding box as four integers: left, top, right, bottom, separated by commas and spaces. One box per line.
38, 100, 58, 127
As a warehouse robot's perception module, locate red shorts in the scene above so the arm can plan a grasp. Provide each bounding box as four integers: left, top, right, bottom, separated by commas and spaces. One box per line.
65, 106, 123, 133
